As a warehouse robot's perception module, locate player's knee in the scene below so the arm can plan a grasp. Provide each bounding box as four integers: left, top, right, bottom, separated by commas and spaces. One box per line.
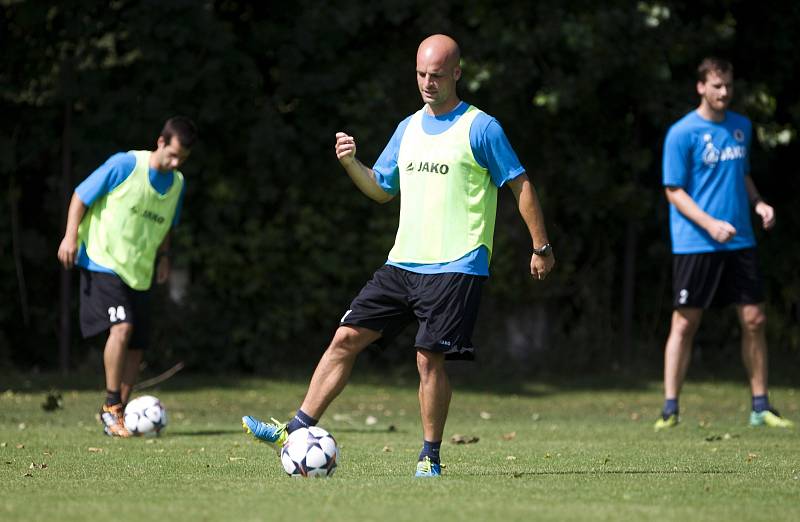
671, 312, 701, 337
416, 349, 445, 376
741, 310, 766, 333
109, 322, 134, 343
328, 327, 366, 357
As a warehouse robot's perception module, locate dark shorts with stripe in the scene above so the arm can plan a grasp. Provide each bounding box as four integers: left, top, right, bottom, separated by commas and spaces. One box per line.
340, 265, 486, 361
672, 248, 764, 309
79, 269, 152, 350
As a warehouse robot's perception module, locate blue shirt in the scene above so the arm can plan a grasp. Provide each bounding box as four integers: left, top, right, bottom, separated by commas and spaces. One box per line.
373, 102, 525, 275
662, 110, 755, 254
75, 152, 185, 273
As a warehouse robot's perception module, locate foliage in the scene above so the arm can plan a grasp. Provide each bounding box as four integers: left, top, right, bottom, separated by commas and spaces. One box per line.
2, 0, 799, 373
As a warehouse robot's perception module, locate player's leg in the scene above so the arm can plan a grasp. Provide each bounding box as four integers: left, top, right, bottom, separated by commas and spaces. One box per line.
723, 248, 792, 427
737, 303, 768, 396
242, 325, 380, 451
120, 348, 143, 405
412, 271, 483, 476
104, 322, 133, 394
656, 308, 702, 429
100, 322, 134, 436
119, 288, 151, 405
656, 252, 719, 430
737, 303, 794, 428
415, 348, 449, 477
243, 266, 412, 450
80, 270, 135, 437
417, 349, 450, 442
300, 325, 381, 418
664, 308, 703, 400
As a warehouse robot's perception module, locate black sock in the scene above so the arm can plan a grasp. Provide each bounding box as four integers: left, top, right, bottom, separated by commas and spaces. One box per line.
287, 409, 318, 434
105, 389, 122, 406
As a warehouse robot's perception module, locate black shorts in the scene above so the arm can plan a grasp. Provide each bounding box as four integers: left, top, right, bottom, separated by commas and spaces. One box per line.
341, 265, 485, 361
672, 248, 764, 309
79, 269, 152, 350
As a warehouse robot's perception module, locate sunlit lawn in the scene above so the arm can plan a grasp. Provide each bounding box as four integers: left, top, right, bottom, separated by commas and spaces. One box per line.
1, 373, 799, 522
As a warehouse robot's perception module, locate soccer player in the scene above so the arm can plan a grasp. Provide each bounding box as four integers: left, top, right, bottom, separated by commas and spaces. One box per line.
57, 116, 196, 437
654, 58, 793, 430
243, 34, 555, 476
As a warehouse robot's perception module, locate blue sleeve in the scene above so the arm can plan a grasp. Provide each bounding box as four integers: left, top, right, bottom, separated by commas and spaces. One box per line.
172, 181, 185, 226
372, 116, 412, 196
662, 126, 690, 188
75, 152, 136, 205
470, 114, 526, 187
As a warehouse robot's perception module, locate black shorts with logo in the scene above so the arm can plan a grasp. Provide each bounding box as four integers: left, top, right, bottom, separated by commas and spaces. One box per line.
672, 248, 764, 309
340, 265, 486, 361
79, 269, 152, 350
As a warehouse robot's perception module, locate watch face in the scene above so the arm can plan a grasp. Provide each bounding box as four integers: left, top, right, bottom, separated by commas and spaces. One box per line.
534, 244, 551, 256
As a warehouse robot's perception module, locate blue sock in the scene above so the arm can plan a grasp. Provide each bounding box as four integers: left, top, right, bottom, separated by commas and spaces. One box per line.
419, 440, 441, 464
662, 398, 679, 418
287, 409, 318, 434
752, 395, 769, 413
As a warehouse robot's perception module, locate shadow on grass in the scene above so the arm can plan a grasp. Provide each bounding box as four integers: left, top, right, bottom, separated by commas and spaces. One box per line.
328, 427, 409, 434
467, 469, 740, 477
169, 429, 243, 437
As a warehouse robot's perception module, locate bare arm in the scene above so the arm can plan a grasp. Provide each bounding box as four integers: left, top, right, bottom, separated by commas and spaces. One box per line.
664, 186, 736, 243
155, 231, 171, 284
744, 175, 776, 230
334, 132, 394, 203
507, 173, 555, 279
57, 192, 87, 269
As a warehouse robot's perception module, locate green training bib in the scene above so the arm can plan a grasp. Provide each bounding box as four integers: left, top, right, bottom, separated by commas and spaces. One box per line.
388, 105, 497, 264
79, 150, 183, 290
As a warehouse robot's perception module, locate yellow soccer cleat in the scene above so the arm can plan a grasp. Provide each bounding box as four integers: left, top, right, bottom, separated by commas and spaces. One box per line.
654, 413, 679, 431
749, 409, 794, 428
414, 456, 442, 478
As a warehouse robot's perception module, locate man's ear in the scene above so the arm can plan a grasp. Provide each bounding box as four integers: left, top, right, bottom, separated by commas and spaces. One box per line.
696, 81, 705, 96
156, 135, 166, 149
454, 66, 462, 81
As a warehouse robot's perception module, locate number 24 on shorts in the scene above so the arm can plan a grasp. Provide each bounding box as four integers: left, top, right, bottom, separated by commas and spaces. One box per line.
108, 306, 126, 322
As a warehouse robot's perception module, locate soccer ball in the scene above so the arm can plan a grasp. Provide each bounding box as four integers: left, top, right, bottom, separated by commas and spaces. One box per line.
124, 395, 168, 436
280, 426, 339, 478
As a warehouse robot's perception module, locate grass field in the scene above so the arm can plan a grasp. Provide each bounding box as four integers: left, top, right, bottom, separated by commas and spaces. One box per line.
1, 374, 798, 521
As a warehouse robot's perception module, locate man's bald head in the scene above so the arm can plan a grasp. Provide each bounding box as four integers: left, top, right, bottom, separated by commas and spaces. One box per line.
417, 34, 461, 70
415, 34, 462, 114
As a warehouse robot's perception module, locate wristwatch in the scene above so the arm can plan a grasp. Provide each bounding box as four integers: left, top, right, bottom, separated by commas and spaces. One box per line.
532, 243, 552, 257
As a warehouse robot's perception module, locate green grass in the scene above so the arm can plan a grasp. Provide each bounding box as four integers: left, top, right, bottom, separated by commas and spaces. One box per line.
1, 375, 799, 521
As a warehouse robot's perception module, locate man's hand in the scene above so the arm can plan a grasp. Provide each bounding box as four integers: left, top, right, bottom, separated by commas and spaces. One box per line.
530, 251, 555, 281
335, 132, 357, 166
156, 255, 170, 284
57, 235, 78, 269
755, 201, 776, 230
333, 131, 393, 203
706, 219, 737, 243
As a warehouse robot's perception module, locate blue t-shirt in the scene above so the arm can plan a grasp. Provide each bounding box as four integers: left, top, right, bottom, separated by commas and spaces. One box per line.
662, 110, 755, 254
373, 102, 525, 275
75, 152, 185, 274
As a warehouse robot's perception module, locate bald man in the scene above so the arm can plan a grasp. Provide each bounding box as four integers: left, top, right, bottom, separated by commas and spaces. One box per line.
243, 34, 555, 477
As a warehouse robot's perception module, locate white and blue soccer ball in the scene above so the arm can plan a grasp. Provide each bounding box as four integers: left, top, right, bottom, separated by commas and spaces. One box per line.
124, 395, 168, 437
280, 426, 339, 478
